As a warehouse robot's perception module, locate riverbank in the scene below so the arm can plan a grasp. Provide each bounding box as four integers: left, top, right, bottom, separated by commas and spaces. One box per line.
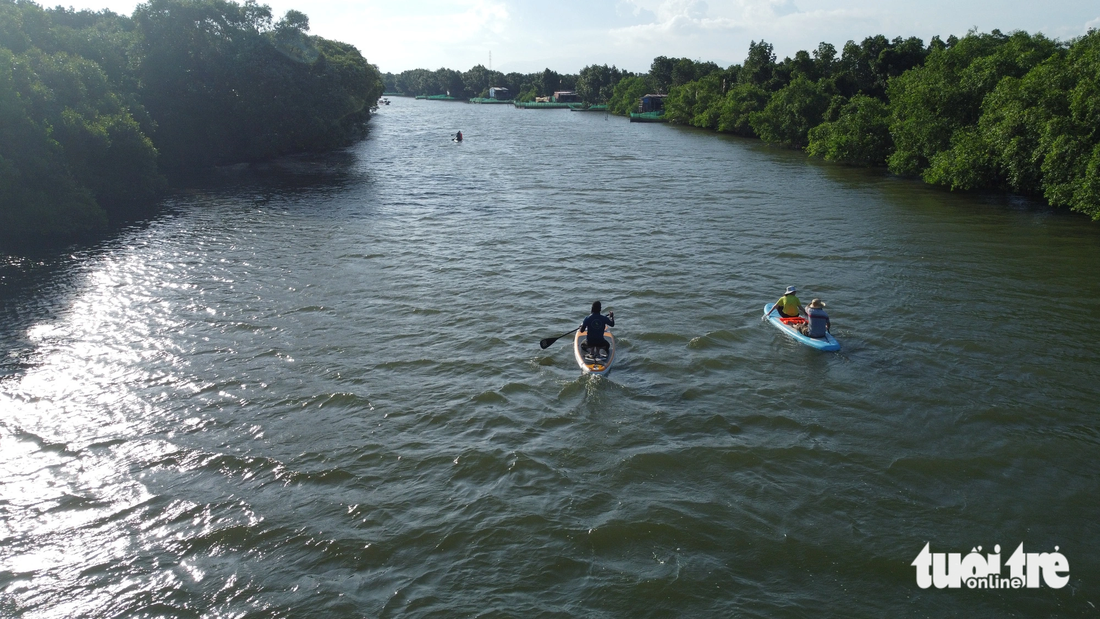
0, 0, 384, 250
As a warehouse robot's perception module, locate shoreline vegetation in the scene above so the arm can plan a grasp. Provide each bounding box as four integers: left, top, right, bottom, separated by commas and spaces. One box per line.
2, 1, 1096, 251
1, 0, 383, 249
386, 28, 1100, 223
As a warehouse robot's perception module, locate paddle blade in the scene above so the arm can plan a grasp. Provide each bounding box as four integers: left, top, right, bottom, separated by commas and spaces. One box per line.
540, 326, 578, 349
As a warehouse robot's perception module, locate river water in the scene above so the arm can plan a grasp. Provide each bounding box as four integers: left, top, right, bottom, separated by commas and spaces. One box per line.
2, 96, 1099, 617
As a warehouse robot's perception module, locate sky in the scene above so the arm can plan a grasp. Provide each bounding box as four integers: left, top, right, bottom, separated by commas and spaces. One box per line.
55, 0, 1100, 74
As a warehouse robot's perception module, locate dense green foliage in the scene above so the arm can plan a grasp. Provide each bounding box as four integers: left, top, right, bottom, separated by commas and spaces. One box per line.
715, 83, 769, 136
895, 31, 1100, 217
887, 31, 1060, 178
0, 46, 107, 242
806, 95, 893, 165
134, 0, 381, 168
6, 0, 1097, 244
749, 76, 832, 147
601, 29, 1100, 220
606, 75, 654, 115
1, 0, 383, 247
575, 64, 628, 105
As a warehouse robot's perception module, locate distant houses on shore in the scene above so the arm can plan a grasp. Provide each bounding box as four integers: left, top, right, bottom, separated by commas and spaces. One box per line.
404, 87, 667, 121
639, 94, 667, 113
629, 93, 668, 122
469, 87, 514, 104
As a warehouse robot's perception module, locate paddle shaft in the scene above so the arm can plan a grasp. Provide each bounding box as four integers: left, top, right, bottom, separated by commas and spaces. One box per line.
541, 310, 613, 349
539, 327, 579, 349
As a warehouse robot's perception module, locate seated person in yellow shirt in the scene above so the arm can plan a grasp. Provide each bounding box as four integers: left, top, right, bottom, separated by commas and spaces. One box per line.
772, 286, 803, 319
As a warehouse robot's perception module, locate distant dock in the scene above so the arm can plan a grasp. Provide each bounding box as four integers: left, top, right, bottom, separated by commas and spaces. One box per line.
513, 101, 573, 109
629, 111, 666, 123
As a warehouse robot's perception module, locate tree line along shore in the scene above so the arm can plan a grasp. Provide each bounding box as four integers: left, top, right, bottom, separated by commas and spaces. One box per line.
2, 0, 1096, 251
0, 0, 383, 249
389, 29, 1100, 223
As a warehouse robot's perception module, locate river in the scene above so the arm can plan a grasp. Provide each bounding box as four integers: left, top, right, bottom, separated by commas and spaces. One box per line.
1, 96, 1098, 617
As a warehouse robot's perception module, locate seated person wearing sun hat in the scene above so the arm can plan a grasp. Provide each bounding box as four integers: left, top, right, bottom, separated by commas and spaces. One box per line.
773, 286, 803, 319
799, 298, 831, 338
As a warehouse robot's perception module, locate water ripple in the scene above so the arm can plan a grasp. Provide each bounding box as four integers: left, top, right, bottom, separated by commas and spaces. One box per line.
0, 96, 1098, 618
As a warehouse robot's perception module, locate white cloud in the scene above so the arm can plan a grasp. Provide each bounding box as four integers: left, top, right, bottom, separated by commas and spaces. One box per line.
768, 0, 799, 18
357, 0, 510, 44
611, 1, 740, 43
616, 1, 658, 22
656, 0, 710, 22
312, 0, 511, 70
28, 0, 1100, 73
455, 0, 510, 36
